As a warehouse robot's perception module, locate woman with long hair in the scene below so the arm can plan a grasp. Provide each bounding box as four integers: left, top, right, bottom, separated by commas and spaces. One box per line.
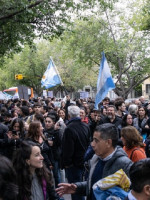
10, 118, 25, 138
118, 114, 133, 136
25, 121, 54, 171
13, 141, 59, 200
117, 114, 133, 147
122, 114, 133, 127
5, 118, 25, 160
121, 126, 146, 162
133, 105, 149, 139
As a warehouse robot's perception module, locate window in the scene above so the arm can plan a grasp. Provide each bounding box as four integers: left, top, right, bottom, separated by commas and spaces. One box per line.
146, 84, 150, 94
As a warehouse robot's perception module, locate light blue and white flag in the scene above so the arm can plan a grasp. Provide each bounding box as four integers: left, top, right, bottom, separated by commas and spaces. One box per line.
2, 92, 13, 100
41, 58, 63, 89
95, 52, 115, 110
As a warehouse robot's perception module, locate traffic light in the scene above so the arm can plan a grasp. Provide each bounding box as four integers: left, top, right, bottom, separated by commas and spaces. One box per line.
15, 74, 23, 80
15, 75, 18, 80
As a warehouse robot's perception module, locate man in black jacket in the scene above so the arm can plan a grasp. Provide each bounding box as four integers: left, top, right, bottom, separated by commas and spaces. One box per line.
101, 105, 122, 129
61, 105, 91, 200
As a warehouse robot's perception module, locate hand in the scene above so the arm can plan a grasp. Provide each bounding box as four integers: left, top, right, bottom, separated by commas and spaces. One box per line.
56, 183, 77, 197
24, 122, 29, 131
7, 131, 12, 139
145, 125, 149, 128
49, 165, 53, 170
43, 112, 48, 117
66, 95, 70, 101
12, 134, 19, 139
48, 140, 53, 146
94, 115, 98, 122
54, 122, 60, 130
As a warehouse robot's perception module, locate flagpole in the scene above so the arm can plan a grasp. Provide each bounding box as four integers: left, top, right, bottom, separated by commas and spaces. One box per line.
50, 57, 63, 86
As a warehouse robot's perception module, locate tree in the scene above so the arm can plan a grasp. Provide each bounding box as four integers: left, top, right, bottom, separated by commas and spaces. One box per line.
2, 41, 52, 95
54, 0, 150, 99
1, 39, 97, 95
2, 0, 150, 99
0, 0, 76, 57
0, 0, 120, 59
140, 0, 150, 30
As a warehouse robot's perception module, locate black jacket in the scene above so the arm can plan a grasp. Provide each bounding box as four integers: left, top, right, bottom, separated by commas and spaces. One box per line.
61, 118, 91, 169
100, 116, 122, 129
44, 128, 62, 162
0, 123, 8, 155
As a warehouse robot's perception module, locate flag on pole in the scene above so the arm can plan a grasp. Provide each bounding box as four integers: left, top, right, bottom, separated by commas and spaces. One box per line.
95, 52, 115, 110
41, 58, 63, 89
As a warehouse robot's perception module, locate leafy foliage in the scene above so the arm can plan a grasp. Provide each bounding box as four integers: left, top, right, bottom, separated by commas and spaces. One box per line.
140, 0, 150, 30
53, 1, 150, 99
1, 0, 150, 99
0, 0, 75, 57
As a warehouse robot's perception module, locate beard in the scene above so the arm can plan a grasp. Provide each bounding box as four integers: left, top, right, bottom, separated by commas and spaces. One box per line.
107, 114, 113, 119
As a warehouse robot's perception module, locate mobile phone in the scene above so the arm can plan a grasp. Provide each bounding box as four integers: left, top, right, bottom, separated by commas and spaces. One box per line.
12, 130, 20, 136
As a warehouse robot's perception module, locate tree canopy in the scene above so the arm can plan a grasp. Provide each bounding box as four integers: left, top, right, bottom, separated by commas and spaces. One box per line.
1, 0, 150, 99
53, 0, 150, 99
1, 39, 97, 95
0, 0, 120, 58
0, 0, 75, 57
140, 0, 150, 30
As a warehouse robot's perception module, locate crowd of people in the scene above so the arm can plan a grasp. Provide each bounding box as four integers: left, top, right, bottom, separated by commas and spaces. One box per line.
0, 95, 150, 200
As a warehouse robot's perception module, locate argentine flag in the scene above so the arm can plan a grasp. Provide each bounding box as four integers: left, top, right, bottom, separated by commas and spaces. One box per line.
95, 52, 115, 110
41, 58, 63, 89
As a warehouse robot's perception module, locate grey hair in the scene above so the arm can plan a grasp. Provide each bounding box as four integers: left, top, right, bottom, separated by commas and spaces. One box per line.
128, 104, 138, 115
68, 105, 80, 118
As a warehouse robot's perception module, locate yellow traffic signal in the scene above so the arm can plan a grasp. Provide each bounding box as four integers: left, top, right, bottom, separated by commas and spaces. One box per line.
15, 74, 23, 80
15, 75, 18, 80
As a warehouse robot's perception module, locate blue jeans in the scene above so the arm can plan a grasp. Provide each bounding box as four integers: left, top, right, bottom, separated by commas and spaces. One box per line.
65, 166, 85, 200
53, 161, 61, 187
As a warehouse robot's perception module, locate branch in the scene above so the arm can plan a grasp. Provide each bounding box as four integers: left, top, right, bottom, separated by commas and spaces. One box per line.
104, 9, 126, 83
13, 19, 38, 24
115, 53, 134, 85
90, 57, 100, 66
0, 0, 44, 21
104, 10, 117, 46
126, 71, 132, 86
126, 74, 150, 94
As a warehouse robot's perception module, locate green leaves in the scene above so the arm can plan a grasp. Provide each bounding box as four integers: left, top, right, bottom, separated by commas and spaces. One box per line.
0, 0, 76, 58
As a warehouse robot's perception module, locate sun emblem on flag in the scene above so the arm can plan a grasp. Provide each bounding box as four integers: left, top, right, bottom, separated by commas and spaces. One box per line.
42, 75, 46, 79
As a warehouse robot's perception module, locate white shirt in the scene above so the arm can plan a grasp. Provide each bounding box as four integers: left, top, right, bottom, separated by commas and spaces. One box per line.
128, 191, 137, 200
101, 147, 117, 161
